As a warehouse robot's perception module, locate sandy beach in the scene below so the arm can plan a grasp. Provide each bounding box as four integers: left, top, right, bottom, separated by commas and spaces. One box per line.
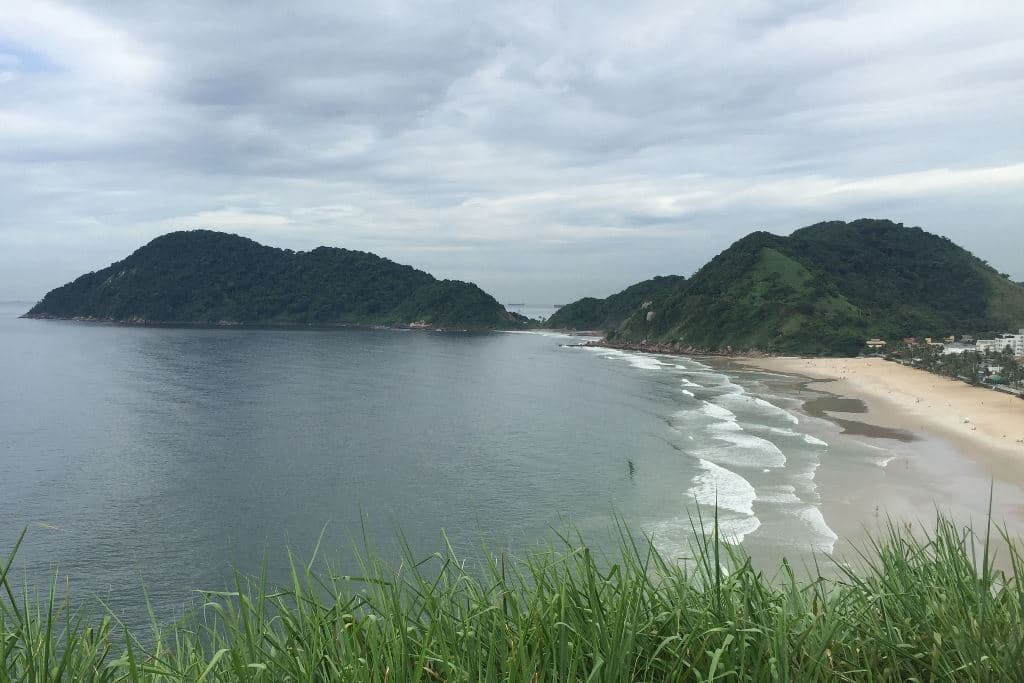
728, 356, 1024, 551
741, 356, 1024, 465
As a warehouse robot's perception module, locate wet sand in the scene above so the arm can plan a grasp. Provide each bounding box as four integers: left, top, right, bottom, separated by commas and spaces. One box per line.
739, 357, 1024, 463
727, 357, 1024, 557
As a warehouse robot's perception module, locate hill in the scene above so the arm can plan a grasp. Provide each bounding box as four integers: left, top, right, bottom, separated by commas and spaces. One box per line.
608, 219, 1024, 356
25, 230, 528, 329
546, 275, 686, 331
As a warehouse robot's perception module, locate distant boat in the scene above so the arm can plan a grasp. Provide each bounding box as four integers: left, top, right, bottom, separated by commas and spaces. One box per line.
505, 303, 525, 307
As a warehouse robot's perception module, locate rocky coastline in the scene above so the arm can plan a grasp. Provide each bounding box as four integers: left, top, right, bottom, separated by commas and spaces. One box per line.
583, 337, 769, 358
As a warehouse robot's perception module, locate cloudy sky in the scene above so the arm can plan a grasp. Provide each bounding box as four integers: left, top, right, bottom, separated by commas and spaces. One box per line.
2, 1, 1022, 303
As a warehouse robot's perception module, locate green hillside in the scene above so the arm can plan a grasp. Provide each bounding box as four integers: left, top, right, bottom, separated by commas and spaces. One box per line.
25, 230, 527, 329
546, 275, 686, 331
610, 219, 1024, 355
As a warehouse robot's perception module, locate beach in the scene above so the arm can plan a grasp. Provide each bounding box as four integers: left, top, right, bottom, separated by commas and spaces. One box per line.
740, 356, 1024, 465
725, 356, 1024, 552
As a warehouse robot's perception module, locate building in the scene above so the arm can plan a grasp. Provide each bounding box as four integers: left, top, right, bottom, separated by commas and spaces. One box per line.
865, 338, 887, 349
976, 329, 1024, 356
942, 343, 977, 355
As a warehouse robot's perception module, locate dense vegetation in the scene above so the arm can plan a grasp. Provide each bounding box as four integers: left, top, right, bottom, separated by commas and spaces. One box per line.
4, 516, 1023, 681
610, 219, 1024, 356
546, 276, 685, 331
25, 231, 529, 329
887, 343, 1023, 389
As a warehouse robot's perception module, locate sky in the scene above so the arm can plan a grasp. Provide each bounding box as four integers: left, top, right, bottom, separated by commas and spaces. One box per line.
1, 0, 1022, 304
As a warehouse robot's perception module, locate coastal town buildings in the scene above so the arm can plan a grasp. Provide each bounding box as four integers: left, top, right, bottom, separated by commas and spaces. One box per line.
873, 329, 1024, 364
976, 329, 1024, 357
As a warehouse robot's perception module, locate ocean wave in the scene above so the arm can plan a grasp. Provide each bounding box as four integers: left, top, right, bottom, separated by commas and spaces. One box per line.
715, 392, 800, 424
588, 347, 666, 371
755, 484, 802, 505
687, 459, 757, 515
646, 512, 762, 554
795, 506, 838, 554
700, 401, 737, 422
761, 426, 826, 448
715, 516, 762, 545
682, 369, 731, 385
506, 330, 600, 341
707, 419, 743, 433
681, 389, 695, 397
702, 429, 787, 468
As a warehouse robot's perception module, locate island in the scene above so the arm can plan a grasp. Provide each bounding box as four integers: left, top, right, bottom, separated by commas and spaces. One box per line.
23, 230, 533, 330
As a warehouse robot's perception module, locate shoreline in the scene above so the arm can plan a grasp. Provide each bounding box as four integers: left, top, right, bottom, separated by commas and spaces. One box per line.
712, 355, 1024, 551
17, 313, 528, 334
737, 356, 1024, 474
583, 337, 765, 358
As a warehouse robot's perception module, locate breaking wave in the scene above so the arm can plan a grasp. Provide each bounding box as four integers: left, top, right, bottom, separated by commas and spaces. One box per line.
687, 459, 757, 515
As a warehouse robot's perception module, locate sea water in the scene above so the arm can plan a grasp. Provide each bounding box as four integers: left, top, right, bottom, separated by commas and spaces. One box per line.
2, 302, 1018, 627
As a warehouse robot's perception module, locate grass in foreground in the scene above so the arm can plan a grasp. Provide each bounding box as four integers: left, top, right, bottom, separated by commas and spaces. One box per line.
3, 515, 1023, 681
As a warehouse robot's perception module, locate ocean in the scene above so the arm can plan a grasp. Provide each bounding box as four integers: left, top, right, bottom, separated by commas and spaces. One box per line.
1, 302, 1014, 626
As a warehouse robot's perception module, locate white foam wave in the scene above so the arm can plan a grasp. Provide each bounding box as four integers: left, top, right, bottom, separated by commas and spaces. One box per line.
715, 393, 800, 424
715, 516, 762, 545
700, 402, 737, 422
756, 485, 802, 505
647, 512, 762, 553
589, 347, 666, 371
875, 456, 897, 468
703, 430, 787, 468
803, 434, 828, 447
626, 355, 665, 371
795, 506, 838, 554
681, 389, 695, 397
683, 370, 731, 385
687, 459, 757, 515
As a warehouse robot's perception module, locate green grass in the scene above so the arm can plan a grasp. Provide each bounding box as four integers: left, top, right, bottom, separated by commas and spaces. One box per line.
3, 514, 1023, 681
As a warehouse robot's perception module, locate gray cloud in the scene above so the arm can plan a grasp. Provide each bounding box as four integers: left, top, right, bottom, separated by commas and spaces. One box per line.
1, 0, 1022, 303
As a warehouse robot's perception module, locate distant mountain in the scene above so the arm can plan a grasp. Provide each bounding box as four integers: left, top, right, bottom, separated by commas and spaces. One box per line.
607, 219, 1024, 356
546, 275, 686, 331
25, 230, 529, 329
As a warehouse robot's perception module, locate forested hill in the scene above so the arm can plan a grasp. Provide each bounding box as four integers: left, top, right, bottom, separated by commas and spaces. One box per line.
546, 276, 685, 331
607, 219, 1024, 356
25, 230, 528, 329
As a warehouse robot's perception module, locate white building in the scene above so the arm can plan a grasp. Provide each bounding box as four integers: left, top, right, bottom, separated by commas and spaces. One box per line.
942, 342, 977, 355
976, 329, 1024, 356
